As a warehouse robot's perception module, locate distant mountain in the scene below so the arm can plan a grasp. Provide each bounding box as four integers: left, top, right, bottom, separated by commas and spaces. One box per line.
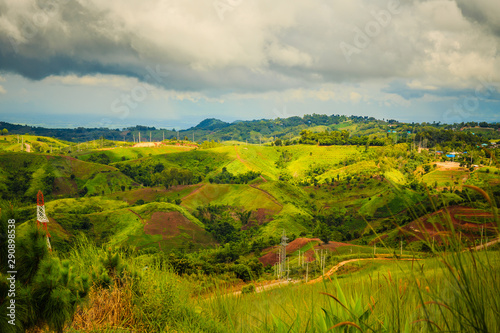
192, 118, 230, 131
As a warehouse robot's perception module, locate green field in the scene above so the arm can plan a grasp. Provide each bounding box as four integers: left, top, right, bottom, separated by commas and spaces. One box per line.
75, 144, 194, 163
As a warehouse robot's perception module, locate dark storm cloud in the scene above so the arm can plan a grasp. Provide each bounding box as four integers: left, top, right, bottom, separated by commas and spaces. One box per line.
0, 0, 498, 100
455, 0, 500, 37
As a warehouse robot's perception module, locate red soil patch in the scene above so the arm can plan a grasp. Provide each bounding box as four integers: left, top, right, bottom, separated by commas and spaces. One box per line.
258, 238, 350, 266
287, 238, 316, 253
259, 250, 279, 266
144, 211, 200, 239
315, 240, 354, 251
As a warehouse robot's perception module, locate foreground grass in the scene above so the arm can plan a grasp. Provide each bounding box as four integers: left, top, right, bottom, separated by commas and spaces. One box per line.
63, 235, 500, 332
200, 250, 500, 332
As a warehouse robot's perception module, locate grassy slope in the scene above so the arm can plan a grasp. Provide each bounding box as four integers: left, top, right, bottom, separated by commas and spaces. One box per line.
75, 145, 194, 163
0, 153, 138, 199
181, 184, 282, 212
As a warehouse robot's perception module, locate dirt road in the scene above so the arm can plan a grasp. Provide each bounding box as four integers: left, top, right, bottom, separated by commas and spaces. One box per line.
231, 257, 420, 296
470, 237, 500, 251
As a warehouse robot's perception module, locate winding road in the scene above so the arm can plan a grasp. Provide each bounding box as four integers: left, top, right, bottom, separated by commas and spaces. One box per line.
231, 257, 420, 296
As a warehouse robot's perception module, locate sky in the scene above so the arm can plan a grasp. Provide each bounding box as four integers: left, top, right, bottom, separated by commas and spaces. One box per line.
0, 0, 499, 130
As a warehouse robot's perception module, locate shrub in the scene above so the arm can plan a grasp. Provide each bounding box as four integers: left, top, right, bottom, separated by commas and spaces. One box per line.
241, 284, 256, 294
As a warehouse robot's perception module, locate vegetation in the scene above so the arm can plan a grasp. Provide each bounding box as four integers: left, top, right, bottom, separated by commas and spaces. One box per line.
0, 114, 499, 332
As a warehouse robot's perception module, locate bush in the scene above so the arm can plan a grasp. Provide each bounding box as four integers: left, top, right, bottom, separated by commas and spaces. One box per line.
241, 284, 256, 294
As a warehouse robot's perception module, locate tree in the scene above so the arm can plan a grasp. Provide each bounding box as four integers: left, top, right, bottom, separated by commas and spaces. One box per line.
2, 128, 8, 135
313, 222, 330, 244
236, 210, 252, 225
0, 205, 89, 333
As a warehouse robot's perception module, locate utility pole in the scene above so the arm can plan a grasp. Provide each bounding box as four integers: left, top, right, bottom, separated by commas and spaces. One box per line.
287, 258, 290, 280
400, 239, 403, 256
139, 132, 141, 143
163, 131, 165, 141
150, 132, 152, 142
279, 230, 289, 279
374, 243, 376, 255
481, 226, 484, 247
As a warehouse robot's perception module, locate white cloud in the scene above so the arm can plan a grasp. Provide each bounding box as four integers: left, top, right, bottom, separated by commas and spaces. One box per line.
0, 86, 6, 94
266, 42, 313, 67
350, 92, 362, 104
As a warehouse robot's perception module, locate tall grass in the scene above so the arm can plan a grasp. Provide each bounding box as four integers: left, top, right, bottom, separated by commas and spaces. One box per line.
65, 236, 227, 332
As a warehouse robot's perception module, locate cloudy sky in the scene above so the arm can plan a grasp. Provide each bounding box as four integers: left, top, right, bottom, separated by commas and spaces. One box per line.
0, 0, 499, 129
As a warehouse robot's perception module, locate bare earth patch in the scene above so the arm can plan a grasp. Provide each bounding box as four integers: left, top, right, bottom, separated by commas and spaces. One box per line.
434, 162, 462, 171
144, 211, 196, 239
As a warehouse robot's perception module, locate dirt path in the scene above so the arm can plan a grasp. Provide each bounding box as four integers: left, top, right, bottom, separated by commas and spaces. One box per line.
233, 145, 256, 171
306, 258, 408, 284
249, 184, 283, 208
25, 143, 31, 152
231, 279, 300, 296
470, 237, 500, 251
181, 184, 205, 201
128, 209, 145, 224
